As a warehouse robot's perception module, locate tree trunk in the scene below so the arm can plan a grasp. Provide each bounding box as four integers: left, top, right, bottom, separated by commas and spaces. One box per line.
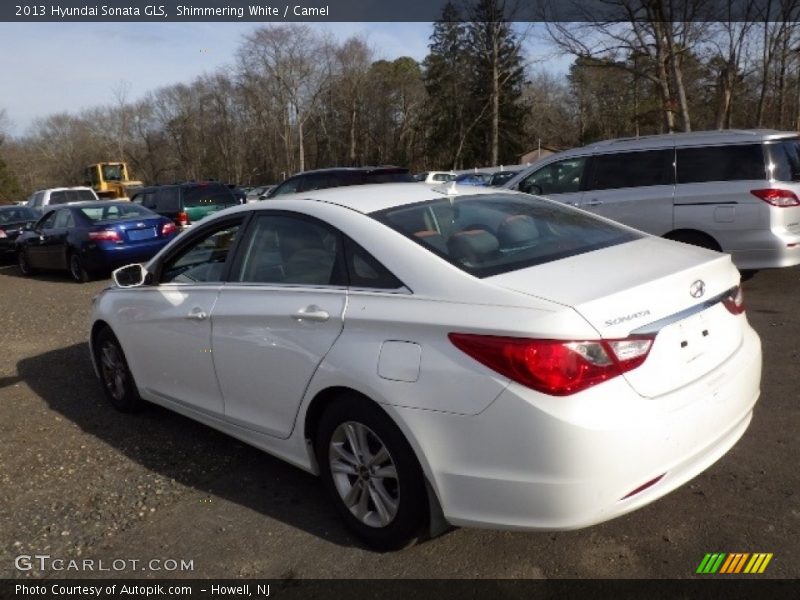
349, 100, 357, 166
298, 115, 305, 173
491, 29, 500, 166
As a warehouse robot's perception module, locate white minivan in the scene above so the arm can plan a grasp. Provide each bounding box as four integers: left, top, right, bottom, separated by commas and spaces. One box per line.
504, 129, 800, 270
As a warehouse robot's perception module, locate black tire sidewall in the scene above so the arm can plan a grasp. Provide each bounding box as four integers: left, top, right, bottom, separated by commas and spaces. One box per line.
316, 395, 428, 551
94, 328, 142, 413
69, 252, 89, 283
17, 249, 32, 275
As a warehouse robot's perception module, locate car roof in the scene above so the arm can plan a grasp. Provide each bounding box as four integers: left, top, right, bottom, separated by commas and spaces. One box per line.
288, 166, 409, 176
249, 182, 510, 214
36, 186, 95, 193
63, 200, 138, 208
561, 128, 800, 155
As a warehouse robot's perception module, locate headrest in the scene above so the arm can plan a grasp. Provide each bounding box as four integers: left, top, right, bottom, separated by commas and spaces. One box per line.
448, 229, 499, 265
498, 214, 539, 247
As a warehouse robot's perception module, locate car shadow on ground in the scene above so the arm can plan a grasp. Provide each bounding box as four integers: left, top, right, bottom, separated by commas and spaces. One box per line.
15, 342, 360, 549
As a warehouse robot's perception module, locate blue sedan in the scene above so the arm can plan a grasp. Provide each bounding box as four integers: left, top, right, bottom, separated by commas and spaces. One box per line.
16, 201, 177, 282
454, 172, 492, 186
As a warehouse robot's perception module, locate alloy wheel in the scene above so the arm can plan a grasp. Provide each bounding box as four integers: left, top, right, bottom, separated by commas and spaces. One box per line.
329, 421, 400, 528
100, 341, 127, 402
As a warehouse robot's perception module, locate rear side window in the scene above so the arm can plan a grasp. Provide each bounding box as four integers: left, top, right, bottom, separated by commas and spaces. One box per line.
183, 184, 237, 207
372, 194, 640, 278
49, 191, 68, 205
677, 145, 765, 183
767, 139, 800, 182
587, 150, 673, 190
155, 188, 180, 212
234, 214, 344, 286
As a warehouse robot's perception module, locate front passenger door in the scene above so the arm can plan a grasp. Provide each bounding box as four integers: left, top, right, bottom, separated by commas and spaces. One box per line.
115, 217, 245, 416
211, 213, 347, 438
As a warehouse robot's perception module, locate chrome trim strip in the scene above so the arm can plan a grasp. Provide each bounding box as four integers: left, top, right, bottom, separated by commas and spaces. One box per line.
630, 287, 735, 336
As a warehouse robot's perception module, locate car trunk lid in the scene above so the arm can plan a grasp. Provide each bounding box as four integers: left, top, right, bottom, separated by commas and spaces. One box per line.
486, 237, 745, 398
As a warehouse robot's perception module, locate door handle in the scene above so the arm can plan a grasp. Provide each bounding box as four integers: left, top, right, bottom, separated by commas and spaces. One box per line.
186, 307, 208, 320
291, 305, 330, 323
584, 199, 603, 206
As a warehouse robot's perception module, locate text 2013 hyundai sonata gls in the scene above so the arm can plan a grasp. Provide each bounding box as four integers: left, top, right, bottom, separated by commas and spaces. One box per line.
89, 183, 761, 550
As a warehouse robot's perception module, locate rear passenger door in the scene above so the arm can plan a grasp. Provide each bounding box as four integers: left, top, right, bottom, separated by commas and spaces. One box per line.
673, 144, 766, 245
581, 149, 675, 234
211, 212, 347, 439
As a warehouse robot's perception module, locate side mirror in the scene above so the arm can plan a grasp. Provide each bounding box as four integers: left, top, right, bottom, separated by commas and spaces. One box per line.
112, 263, 148, 288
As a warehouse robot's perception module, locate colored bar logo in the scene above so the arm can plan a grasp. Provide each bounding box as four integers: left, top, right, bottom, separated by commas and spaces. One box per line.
696, 552, 773, 574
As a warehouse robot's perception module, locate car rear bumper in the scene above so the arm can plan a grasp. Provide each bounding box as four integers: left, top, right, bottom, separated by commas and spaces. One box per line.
391, 323, 762, 531
725, 230, 800, 269
80, 239, 172, 273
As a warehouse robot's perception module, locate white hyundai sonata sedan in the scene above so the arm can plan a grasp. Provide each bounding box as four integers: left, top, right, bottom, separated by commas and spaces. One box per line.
89, 183, 761, 550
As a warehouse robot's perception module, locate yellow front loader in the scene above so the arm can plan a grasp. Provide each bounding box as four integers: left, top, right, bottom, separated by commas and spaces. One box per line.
84, 162, 143, 199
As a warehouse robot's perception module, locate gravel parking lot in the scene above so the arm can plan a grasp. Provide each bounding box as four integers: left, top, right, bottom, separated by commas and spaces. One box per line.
1, 258, 798, 579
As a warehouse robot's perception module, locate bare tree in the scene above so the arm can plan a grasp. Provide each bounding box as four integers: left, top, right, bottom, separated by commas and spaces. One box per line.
237, 25, 332, 174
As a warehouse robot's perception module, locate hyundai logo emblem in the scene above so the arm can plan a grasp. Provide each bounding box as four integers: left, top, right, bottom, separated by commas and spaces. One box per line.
690, 280, 706, 299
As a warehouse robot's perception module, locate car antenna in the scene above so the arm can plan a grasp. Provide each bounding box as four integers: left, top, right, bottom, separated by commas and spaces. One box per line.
432, 181, 459, 204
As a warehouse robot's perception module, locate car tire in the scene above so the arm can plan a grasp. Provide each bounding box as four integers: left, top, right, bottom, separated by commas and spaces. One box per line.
316, 395, 428, 551
94, 327, 143, 413
17, 249, 35, 276
68, 252, 91, 283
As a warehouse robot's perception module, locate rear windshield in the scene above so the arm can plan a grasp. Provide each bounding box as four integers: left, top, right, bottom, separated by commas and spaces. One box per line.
767, 139, 800, 182
183, 184, 237, 207
372, 194, 640, 278
364, 170, 414, 184
79, 203, 154, 222
50, 189, 97, 204
0, 206, 37, 223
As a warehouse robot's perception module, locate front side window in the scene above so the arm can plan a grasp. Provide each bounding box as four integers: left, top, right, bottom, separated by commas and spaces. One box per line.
373, 194, 640, 278
160, 221, 243, 284
587, 150, 674, 190
37, 211, 58, 230
519, 158, 587, 195
677, 144, 765, 183
234, 214, 343, 286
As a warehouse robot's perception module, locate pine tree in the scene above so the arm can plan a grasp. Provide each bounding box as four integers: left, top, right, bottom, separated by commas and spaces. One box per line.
422, 1, 469, 169
465, 0, 527, 166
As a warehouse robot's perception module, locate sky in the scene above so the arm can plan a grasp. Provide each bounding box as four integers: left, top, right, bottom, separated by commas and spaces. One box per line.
0, 22, 571, 137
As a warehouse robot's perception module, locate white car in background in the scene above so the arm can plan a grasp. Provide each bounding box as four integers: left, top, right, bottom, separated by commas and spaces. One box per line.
415, 171, 457, 184
89, 183, 761, 550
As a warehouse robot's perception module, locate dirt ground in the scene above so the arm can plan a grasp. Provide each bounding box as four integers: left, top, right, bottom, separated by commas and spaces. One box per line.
1, 259, 798, 579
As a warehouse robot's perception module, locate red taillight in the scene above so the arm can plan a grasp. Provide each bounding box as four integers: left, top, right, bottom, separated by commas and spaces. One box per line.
161, 221, 177, 236
722, 286, 745, 315
0, 229, 6, 239
88, 230, 121, 242
176, 211, 190, 227
750, 188, 800, 207
448, 334, 654, 396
